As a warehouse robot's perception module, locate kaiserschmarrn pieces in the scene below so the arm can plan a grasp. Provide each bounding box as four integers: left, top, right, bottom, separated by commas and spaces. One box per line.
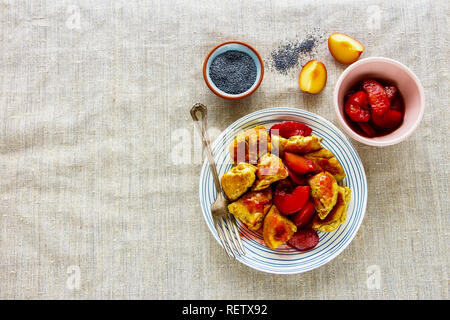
311, 186, 351, 232
303, 148, 346, 182
253, 153, 288, 191
308, 171, 339, 219
220, 163, 257, 201
263, 205, 297, 249
227, 188, 272, 231
229, 125, 271, 164
219, 121, 352, 253
271, 134, 322, 156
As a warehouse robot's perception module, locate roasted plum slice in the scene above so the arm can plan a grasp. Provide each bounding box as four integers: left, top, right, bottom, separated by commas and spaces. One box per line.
287, 229, 319, 252
303, 148, 346, 182
371, 109, 403, 129
384, 85, 398, 101
283, 152, 316, 175
290, 201, 316, 228
285, 165, 307, 185
344, 91, 370, 122
269, 121, 312, 138
273, 179, 310, 215
362, 79, 390, 116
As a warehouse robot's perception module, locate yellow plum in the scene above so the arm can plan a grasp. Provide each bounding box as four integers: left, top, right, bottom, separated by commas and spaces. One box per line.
298, 60, 327, 94
328, 33, 364, 64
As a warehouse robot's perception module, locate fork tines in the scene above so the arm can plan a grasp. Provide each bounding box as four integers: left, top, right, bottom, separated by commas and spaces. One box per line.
214, 214, 245, 259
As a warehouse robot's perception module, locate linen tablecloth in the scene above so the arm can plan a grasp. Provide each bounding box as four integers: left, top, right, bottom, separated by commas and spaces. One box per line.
0, 0, 448, 299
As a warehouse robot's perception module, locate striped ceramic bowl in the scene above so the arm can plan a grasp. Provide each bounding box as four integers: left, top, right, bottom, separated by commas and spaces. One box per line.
199, 107, 367, 274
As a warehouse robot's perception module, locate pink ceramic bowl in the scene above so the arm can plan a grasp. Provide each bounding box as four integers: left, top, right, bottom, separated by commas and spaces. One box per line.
333, 57, 425, 147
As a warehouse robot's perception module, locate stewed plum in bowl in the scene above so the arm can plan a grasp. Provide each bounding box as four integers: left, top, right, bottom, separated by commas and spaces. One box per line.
333, 57, 425, 147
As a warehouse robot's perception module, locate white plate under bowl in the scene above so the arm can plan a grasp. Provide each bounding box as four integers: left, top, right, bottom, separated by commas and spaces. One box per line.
198, 107, 367, 274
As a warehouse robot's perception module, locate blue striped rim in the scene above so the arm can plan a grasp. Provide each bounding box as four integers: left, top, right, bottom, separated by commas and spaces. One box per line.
199, 107, 367, 274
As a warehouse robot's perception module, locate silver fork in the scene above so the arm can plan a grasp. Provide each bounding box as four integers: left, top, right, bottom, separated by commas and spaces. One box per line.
190, 103, 246, 259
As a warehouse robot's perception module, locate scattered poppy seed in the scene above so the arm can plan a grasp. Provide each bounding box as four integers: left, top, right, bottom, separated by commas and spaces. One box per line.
271, 35, 320, 74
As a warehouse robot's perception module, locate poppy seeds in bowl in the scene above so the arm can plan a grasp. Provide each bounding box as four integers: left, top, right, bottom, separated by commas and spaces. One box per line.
209, 50, 257, 95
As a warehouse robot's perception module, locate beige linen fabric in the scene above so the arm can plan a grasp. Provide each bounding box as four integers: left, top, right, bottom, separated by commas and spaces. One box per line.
0, 0, 448, 299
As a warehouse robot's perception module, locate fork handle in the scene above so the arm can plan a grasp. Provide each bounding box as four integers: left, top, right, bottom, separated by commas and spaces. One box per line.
190, 103, 223, 195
